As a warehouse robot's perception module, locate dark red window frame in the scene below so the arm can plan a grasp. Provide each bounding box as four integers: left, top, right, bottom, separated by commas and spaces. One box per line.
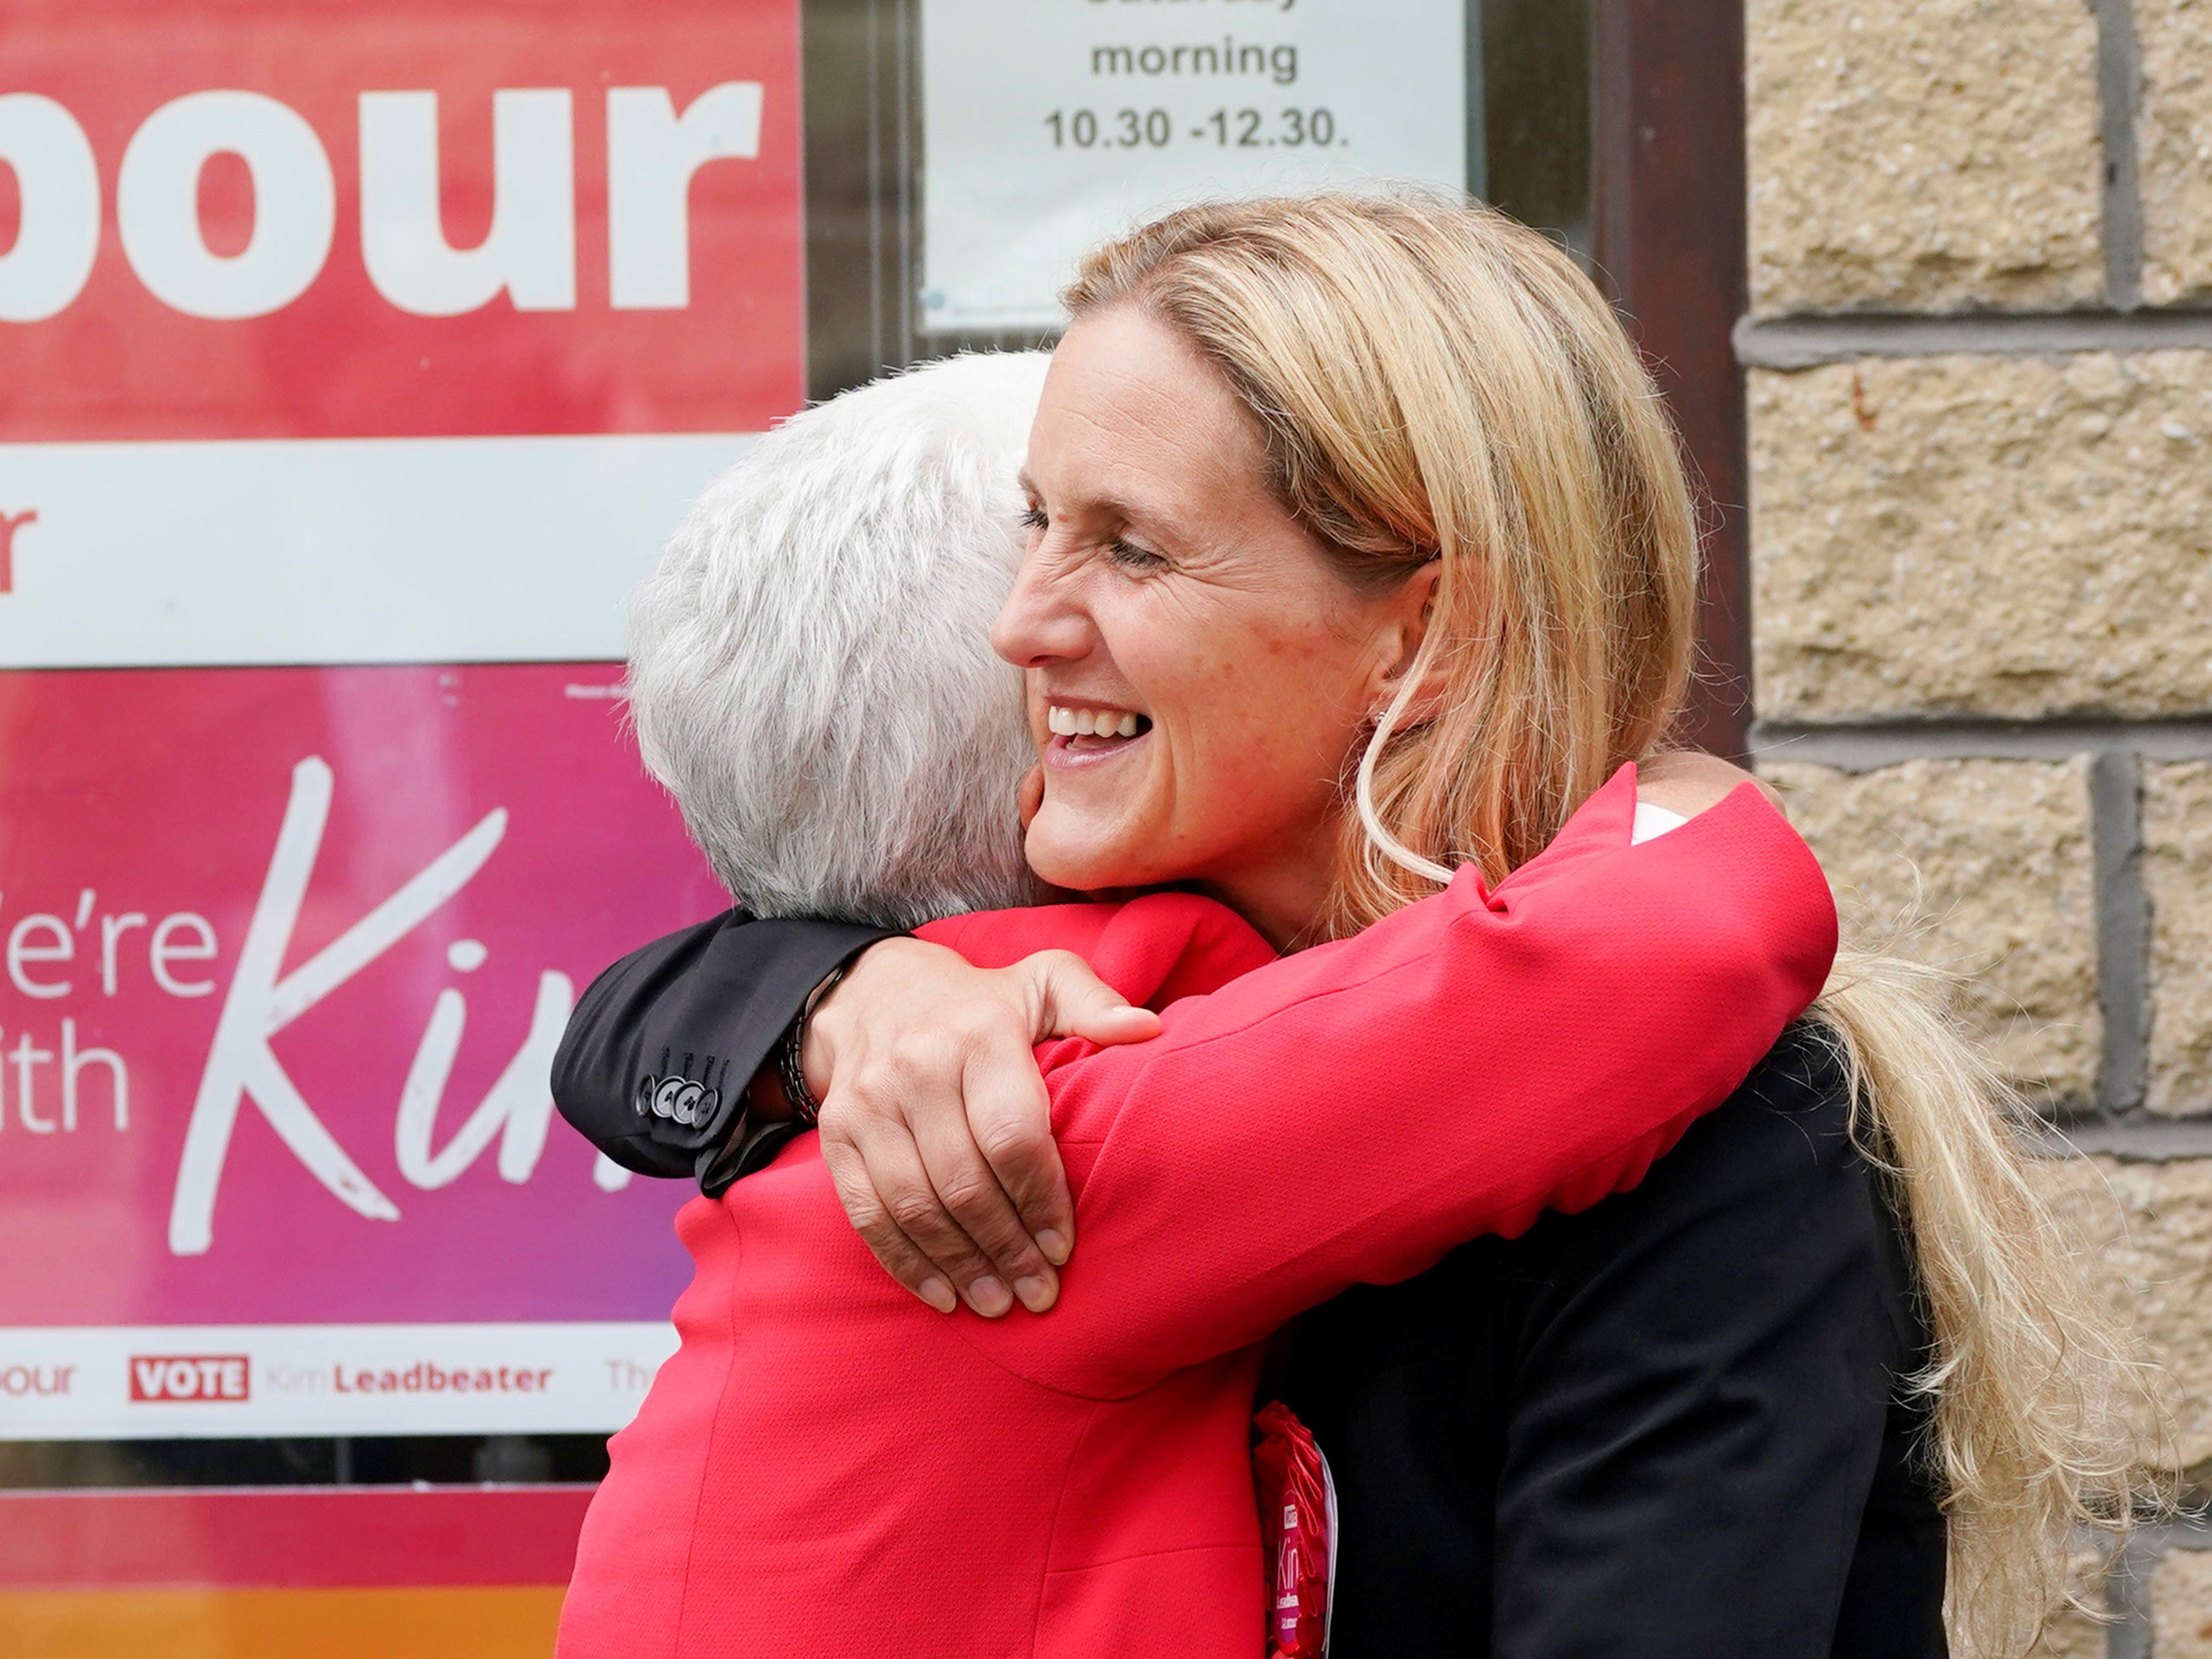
1594, 0, 1750, 758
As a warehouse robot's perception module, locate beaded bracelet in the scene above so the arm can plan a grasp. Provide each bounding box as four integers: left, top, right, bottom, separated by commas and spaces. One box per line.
775, 958, 854, 1127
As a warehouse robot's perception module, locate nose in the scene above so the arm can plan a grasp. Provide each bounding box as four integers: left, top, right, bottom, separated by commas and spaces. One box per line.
992, 541, 1094, 668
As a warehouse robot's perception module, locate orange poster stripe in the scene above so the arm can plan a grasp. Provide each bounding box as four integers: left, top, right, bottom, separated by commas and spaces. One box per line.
0, 1585, 567, 1659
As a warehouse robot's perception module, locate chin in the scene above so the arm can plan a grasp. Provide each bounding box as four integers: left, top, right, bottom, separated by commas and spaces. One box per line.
1024, 812, 1152, 895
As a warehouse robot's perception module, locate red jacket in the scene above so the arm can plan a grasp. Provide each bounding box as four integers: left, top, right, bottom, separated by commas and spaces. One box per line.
559, 771, 1836, 1658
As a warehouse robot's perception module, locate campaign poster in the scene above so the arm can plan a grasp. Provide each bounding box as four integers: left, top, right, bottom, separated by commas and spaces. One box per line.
0, 0, 804, 1439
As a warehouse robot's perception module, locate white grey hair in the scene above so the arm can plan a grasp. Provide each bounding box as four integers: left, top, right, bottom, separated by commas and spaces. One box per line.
626, 351, 1051, 929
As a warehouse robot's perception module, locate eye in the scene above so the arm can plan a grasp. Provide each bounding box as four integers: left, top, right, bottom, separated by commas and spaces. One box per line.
1020, 506, 1049, 534
1107, 537, 1168, 573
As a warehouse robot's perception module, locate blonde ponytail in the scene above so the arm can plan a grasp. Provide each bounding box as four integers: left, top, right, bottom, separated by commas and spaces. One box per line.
1812, 950, 2166, 1656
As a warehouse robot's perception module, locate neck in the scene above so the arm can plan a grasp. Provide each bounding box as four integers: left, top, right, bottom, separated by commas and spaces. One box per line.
1190, 813, 1343, 953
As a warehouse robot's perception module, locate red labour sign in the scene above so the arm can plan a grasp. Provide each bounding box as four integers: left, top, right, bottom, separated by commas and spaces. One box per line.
0, 0, 804, 671
0, 0, 805, 443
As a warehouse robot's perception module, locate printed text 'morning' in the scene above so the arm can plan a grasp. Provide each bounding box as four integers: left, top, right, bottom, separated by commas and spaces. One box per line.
1092, 41, 1299, 86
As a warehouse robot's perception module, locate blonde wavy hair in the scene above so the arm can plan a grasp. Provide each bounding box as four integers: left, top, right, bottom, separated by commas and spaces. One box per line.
1065, 189, 2161, 1656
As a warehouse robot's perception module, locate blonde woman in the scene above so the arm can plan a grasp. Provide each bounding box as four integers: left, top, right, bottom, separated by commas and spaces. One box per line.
557, 195, 2146, 1658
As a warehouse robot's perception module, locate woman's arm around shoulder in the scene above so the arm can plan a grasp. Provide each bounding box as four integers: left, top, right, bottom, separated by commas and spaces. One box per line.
802, 759, 1824, 1323
966, 766, 1839, 1394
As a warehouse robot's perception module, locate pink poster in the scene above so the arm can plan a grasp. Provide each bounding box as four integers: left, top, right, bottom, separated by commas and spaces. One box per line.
0, 0, 803, 1437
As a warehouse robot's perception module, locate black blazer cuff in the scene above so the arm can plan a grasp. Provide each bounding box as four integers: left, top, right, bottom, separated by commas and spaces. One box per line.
625, 918, 895, 1168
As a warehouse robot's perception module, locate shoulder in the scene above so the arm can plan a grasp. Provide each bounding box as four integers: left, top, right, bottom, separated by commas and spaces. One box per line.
1690, 1020, 1860, 1177
1501, 1020, 1920, 1369
1734, 1020, 1860, 1154
924, 894, 1274, 1006
1122, 894, 1278, 1002
1544, 1021, 1886, 1267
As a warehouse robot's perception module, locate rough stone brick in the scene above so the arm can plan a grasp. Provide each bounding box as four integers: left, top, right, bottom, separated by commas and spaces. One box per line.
1751, 353, 2212, 720
2147, 763, 2212, 1114
2139, 0, 2212, 305
1765, 759, 2099, 1102
1747, 0, 2105, 314
2156, 1546, 2212, 1655
2034, 1154, 2212, 1469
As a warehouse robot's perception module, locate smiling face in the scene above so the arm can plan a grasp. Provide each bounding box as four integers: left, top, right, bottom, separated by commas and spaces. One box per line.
993, 304, 1435, 948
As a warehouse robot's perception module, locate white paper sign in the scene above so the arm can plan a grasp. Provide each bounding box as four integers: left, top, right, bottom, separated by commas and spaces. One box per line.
0, 433, 748, 668
921, 0, 1470, 334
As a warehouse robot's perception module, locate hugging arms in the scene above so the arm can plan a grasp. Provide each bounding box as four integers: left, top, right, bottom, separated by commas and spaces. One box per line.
552, 190, 1965, 1659
555, 880, 1936, 1655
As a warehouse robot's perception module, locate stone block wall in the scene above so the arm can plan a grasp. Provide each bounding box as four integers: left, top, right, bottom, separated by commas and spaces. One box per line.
2149, 763, 2212, 1110
1765, 758, 2103, 1098
1743, 0, 2212, 1645
1750, 353, 2212, 722
1748, 0, 2107, 313
2139, 0, 2212, 304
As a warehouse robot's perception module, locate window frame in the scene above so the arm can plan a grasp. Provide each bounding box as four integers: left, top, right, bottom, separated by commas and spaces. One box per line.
1593, 0, 1751, 758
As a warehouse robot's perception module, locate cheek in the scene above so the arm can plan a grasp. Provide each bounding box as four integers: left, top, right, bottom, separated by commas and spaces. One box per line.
1142, 620, 1373, 825
1026, 579, 1382, 886
1179, 661, 1360, 809
1192, 611, 1367, 733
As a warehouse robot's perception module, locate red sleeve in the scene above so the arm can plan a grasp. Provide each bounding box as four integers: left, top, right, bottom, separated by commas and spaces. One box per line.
951, 768, 1839, 1398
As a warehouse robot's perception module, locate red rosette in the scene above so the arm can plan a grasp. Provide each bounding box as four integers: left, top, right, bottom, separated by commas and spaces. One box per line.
1251, 1399, 1335, 1658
